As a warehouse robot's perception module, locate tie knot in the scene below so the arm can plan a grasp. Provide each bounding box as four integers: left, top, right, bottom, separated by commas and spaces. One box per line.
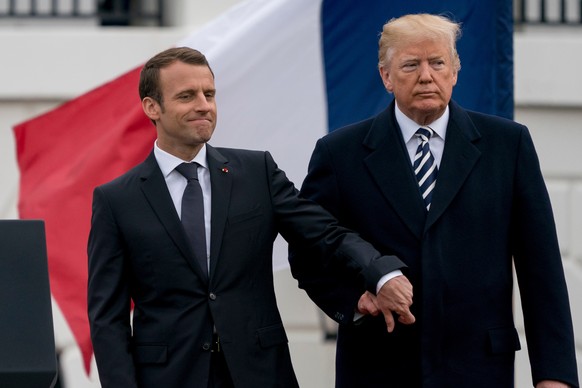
415, 127, 433, 141
175, 162, 199, 181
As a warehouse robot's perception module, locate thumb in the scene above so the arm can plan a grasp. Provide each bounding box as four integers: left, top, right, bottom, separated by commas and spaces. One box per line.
397, 308, 416, 325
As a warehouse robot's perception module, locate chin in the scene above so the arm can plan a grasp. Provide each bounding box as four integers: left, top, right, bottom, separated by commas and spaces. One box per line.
416, 102, 445, 113
192, 126, 214, 137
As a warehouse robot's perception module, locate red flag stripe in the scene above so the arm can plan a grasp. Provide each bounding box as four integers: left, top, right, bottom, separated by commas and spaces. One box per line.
14, 65, 155, 373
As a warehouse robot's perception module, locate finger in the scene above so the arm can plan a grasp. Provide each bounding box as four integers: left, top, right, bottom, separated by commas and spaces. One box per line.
384, 311, 395, 333
397, 309, 416, 325
357, 292, 380, 316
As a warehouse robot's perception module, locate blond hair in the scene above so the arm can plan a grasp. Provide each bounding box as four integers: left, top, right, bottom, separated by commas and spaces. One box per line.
378, 13, 462, 72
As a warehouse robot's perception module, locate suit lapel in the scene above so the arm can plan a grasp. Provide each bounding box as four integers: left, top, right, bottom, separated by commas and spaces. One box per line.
139, 152, 208, 280
363, 105, 427, 240
206, 145, 231, 279
425, 101, 482, 230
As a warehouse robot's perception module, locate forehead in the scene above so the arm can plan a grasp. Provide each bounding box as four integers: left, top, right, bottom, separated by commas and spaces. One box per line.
393, 38, 450, 59
159, 61, 215, 89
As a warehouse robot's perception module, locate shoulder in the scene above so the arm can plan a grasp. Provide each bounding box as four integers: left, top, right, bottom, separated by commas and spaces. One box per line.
212, 146, 266, 159
210, 146, 278, 172
313, 116, 378, 157
451, 100, 526, 135
449, 103, 529, 146
467, 110, 524, 131
321, 105, 394, 146
324, 116, 375, 142
211, 146, 272, 164
96, 155, 153, 193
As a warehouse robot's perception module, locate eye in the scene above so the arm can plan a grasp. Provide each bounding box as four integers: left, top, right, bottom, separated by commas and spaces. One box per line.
431, 59, 446, 69
402, 62, 418, 72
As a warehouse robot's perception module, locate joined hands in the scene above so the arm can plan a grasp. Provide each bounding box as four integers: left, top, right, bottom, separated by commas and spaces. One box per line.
357, 275, 415, 332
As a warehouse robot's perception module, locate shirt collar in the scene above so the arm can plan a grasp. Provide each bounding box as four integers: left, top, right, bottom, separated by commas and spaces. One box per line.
154, 141, 208, 178
395, 102, 449, 143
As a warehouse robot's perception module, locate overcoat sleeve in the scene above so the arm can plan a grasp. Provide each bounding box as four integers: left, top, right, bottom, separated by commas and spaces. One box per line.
511, 127, 579, 387
284, 143, 404, 324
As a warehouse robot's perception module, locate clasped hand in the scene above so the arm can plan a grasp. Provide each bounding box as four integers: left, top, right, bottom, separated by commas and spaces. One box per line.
357, 275, 415, 332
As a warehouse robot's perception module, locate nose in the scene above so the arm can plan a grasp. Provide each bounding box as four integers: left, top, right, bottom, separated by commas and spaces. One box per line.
418, 62, 433, 83
194, 93, 211, 111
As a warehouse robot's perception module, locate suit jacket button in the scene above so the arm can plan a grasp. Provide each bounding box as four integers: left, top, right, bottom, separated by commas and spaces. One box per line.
209, 292, 216, 300
202, 343, 211, 351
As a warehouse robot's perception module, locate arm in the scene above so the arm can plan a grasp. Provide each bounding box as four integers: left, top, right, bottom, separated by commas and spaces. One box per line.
511, 127, 579, 387
277, 144, 413, 328
87, 186, 137, 388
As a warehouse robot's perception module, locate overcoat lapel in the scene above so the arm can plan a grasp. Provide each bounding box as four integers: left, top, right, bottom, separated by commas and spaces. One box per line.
425, 102, 481, 230
363, 102, 482, 236
139, 152, 208, 281
206, 145, 231, 279
363, 105, 426, 240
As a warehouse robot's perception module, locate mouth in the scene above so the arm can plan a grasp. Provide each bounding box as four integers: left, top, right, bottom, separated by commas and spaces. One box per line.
187, 117, 212, 123
416, 91, 437, 97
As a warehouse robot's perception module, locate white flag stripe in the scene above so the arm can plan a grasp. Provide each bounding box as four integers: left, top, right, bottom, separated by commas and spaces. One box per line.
177, 0, 326, 185
178, 0, 326, 271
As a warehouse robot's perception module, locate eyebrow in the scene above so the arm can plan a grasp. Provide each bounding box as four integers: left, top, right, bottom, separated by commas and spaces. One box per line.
173, 87, 216, 97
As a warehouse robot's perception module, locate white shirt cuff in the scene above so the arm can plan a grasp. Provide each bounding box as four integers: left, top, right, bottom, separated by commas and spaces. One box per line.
376, 269, 404, 294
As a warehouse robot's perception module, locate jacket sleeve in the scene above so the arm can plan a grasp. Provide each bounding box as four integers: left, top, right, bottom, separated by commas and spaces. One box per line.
87, 186, 138, 388
270, 147, 405, 324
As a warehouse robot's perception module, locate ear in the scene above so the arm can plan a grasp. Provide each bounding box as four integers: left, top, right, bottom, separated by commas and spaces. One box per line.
142, 97, 161, 121
378, 66, 393, 93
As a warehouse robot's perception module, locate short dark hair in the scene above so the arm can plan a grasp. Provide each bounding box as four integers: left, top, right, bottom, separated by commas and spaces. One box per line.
138, 47, 214, 105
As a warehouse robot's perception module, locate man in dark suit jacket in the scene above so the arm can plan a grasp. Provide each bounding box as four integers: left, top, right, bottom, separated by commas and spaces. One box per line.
87, 47, 413, 388
289, 14, 579, 388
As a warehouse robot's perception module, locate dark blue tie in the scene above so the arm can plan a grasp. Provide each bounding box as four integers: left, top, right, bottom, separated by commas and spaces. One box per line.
175, 162, 208, 277
413, 127, 438, 211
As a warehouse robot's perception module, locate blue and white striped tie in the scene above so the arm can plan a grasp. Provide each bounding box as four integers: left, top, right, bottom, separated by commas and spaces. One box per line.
413, 126, 438, 211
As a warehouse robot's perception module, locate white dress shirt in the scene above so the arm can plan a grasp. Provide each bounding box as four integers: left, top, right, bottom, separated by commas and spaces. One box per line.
396, 102, 448, 168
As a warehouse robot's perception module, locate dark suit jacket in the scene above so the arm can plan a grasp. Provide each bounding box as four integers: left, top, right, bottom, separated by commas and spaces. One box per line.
87, 145, 404, 388
289, 101, 579, 387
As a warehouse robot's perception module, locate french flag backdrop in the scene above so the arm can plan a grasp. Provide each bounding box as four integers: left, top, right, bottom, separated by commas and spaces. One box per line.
13, 0, 513, 373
